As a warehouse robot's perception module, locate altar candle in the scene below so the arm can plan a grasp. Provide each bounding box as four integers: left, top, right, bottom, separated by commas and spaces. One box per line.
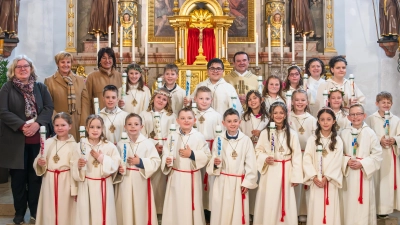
96, 33, 100, 61
108, 26, 112, 47
286, 91, 292, 121
222, 45, 225, 58
131, 24, 135, 62
385, 111, 390, 139
351, 128, 357, 159
291, 25, 295, 62
93, 98, 100, 115
145, 33, 148, 67
120, 26, 123, 57
40, 126, 46, 157
258, 76, 263, 94
268, 25, 271, 61
167, 124, 175, 167
157, 77, 163, 89
255, 33, 259, 66
303, 74, 308, 90
323, 90, 329, 107
269, 122, 276, 153
317, 145, 323, 181
303, 34, 306, 66
230, 92, 237, 110
115, 0, 119, 45
154, 112, 162, 145
121, 72, 127, 102
280, 26, 283, 58
79, 126, 87, 170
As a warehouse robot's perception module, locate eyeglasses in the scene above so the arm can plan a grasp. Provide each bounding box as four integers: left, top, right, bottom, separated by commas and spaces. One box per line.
208, 67, 223, 72
15, 65, 30, 70
349, 112, 364, 118
101, 57, 113, 61
289, 73, 300, 76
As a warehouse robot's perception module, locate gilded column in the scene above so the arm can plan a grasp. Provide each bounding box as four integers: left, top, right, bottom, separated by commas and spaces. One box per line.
65, 0, 77, 53
324, 0, 336, 52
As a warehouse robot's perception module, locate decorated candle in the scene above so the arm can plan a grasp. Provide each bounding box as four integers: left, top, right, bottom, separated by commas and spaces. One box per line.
40, 126, 46, 157
186, 70, 192, 106
192, 102, 197, 109
216, 125, 223, 168
230, 92, 237, 110
286, 91, 292, 123
385, 111, 390, 139
317, 145, 323, 181
121, 72, 127, 101
351, 128, 357, 159
79, 126, 87, 170
258, 76, 263, 94
93, 98, 100, 115
269, 122, 276, 153
280, 26, 283, 58
154, 112, 163, 145
303, 74, 308, 90
157, 77, 163, 89
303, 34, 306, 66
168, 124, 176, 167
349, 74, 355, 97
323, 90, 329, 107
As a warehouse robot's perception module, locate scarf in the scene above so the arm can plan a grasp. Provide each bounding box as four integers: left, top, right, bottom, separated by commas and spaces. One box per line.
61, 73, 76, 114
12, 75, 37, 118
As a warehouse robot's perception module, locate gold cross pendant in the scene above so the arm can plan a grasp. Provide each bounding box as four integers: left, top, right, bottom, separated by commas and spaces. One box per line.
53, 154, 60, 163
109, 124, 116, 133
93, 159, 100, 168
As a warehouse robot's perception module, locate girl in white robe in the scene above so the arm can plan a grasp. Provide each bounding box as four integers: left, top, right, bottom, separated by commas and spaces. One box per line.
317, 56, 365, 111
239, 90, 269, 216
73, 115, 120, 225
340, 104, 382, 225
118, 64, 151, 114
253, 101, 303, 225
161, 108, 211, 225
207, 108, 258, 225
327, 88, 350, 135
289, 90, 317, 222
262, 75, 286, 111
34, 113, 78, 225
114, 113, 161, 225
139, 88, 176, 215
365, 91, 400, 216
305, 58, 326, 117
303, 108, 343, 225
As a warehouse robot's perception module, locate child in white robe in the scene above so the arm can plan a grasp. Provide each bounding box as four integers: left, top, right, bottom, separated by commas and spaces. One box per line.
114, 113, 161, 225
365, 91, 400, 217
99, 85, 129, 144
327, 88, 350, 135
239, 90, 269, 216
162, 63, 186, 115
34, 112, 78, 225
340, 104, 382, 225
161, 108, 211, 225
189, 58, 243, 116
303, 108, 343, 225
262, 75, 286, 111
289, 89, 317, 223
305, 58, 326, 117
283, 65, 304, 95
317, 56, 365, 111
207, 108, 258, 225
253, 101, 303, 225
139, 87, 176, 215
118, 63, 151, 114
73, 115, 120, 225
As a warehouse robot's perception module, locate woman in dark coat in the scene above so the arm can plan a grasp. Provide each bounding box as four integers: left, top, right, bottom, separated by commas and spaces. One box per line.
0, 55, 54, 224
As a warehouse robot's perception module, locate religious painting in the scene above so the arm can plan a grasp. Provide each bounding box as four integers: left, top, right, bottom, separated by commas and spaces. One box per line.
148, 0, 175, 43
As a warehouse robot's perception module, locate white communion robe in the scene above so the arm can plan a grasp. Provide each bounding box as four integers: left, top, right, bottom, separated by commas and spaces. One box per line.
168, 84, 186, 116
140, 109, 176, 214
253, 128, 303, 225
72, 138, 120, 225
239, 113, 268, 215
264, 95, 286, 112
316, 78, 365, 111
307, 76, 326, 117
119, 84, 151, 114
303, 134, 343, 225
114, 133, 161, 225
335, 109, 351, 136
340, 124, 382, 225
192, 78, 243, 116
193, 107, 222, 210
206, 131, 258, 225
161, 128, 211, 225
99, 107, 129, 144
366, 111, 400, 214
34, 135, 78, 225
289, 112, 317, 216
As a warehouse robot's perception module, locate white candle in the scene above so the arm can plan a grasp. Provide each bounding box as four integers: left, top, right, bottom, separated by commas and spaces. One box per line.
131, 25, 135, 62
154, 112, 162, 145
93, 97, 100, 115
317, 145, 323, 181
115, 0, 119, 45
255, 33, 259, 66
349, 74, 355, 97
185, 70, 191, 97
230, 92, 237, 110
303, 34, 306, 66
121, 132, 128, 174
145, 34, 148, 67
323, 90, 328, 107
385, 111, 390, 139
269, 122, 276, 153
351, 128, 357, 159
121, 72, 127, 103
79, 126, 87, 170
192, 102, 197, 109
216, 125, 223, 167
157, 77, 163, 89
268, 25, 271, 61
286, 90, 292, 113
120, 26, 123, 57
108, 26, 112, 47
303, 74, 308, 90
291, 25, 295, 62
167, 128, 175, 167
280, 26, 283, 58
258, 76, 263, 94
96, 33, 100, 59
40, 126, 46, 157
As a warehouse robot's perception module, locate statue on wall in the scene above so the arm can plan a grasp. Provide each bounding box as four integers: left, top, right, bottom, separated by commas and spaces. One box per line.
0, 0, 20, 39
379, 0, 400, 41
88, 0, 114, 36
290, 0, 314, 37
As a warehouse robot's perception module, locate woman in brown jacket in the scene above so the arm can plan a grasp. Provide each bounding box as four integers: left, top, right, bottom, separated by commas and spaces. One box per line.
44, 51, 90, 140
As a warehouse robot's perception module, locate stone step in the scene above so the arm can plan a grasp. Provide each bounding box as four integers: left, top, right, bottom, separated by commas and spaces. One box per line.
377, 216, 398, 225
0, 204, 14, 216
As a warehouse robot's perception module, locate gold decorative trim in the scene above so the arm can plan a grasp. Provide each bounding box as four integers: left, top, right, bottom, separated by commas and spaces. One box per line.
65, 0, 77, 53
324, 0, 336, 53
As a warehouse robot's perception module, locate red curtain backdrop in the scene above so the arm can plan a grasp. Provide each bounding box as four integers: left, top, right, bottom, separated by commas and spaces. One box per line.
187, 28, 216, 65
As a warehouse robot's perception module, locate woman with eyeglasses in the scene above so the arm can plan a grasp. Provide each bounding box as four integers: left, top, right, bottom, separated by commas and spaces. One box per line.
44, 51, 90, 140
0, 55, 54, 224
86, 47, 122, 114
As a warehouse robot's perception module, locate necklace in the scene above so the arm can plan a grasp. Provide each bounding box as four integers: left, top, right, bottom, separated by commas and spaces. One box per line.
227, 138, 240, 159
179, 131, 191, 156
250, 114, 263, 143
275, 130, 286, 153
105, 113, 118, 133
53, 139, 68, 163
129, 139, 140, 155
131, 89, 138, 107
352, 127, 365, 148
197, 111, 207, 124
91, 144, 101, 168
320, 137, 331, 157
294, 115, 308, 135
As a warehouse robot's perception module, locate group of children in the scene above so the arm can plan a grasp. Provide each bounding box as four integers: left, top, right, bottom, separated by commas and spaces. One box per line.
31, 56, 399, 225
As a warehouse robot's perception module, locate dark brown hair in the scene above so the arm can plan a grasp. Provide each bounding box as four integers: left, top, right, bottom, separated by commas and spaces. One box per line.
315, 108, 337, 151
283, 66, 304, 92
242, 90, 269, 122
124, 113, 143, 125
53, 112, 73, 125
262, 75, 286, 103
125, 63, 144, 92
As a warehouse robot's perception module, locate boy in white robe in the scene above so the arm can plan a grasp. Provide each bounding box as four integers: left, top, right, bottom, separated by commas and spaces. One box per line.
163, 63, 186, 115
365, 91, 400, 217
189, 58, 243, 116
340, 104, 382, 225
207, 108, 258, 225
99, 85, 129, 144
161, 108, 211, 225
114, 113, 161, 225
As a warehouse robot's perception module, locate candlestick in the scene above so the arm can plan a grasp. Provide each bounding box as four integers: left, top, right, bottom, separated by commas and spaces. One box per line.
258, 76, 263, 94
255, 33, 259, 66
121, 132, 128, 174
303, 34, 306, 66
268, 25, 272, 62
157, 77, 163, 89
120, 26, 123, 56
93, 98, 100, 115
280, 26, 283, 58
216, 125, 223, 168
79, 126, 87, 170
121, 72, 127, 105
230, 92, 237, 110
291, 25, 295, 62
145, 34, 148, 67
168, 124, 175, 167
154, 112, 162, 145
303, 74, 308, 90
351, 128, 357, 159
108, 26, 112, 47
131, 24, 135, 62
385, 111, 390, 140
317, 145, 323, 181
323, 90, 329, 107
40, 126, 46, 157
269, 122, 276, 154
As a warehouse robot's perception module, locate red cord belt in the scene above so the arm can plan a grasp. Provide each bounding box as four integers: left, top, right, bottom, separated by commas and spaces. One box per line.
47, 169, 70, 225
274, 158, 291, 222
345, 155, 364, 204
127, 167, 152, 225
220, 172, 246, 225
323, 181, 330, 224
203, 139, 214, 191
172, 168, 200, 210
85, 174, 112, 225
392, 147, 398, 190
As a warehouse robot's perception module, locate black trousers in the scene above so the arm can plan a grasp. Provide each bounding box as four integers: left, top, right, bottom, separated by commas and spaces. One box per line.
9, 144, 42, 217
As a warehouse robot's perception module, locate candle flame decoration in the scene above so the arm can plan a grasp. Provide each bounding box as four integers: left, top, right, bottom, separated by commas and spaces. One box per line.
303, 74, 308, 90
349, 74, 355, 97
270, 122, 276, 153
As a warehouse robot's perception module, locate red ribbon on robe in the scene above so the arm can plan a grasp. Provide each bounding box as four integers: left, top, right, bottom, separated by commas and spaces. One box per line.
345, 155, 364, 204
392, 146, 397, 190
47, 169, 70, 225
85, 175, 112, 225
323, 181, 330, 224
274, 158, 292, 222
172, 168, 200, 210
220, 172, 246, 224
203, 139, 214, 191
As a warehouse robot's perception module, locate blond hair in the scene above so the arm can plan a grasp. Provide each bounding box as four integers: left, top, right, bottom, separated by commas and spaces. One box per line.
54, 51, 73, 65
7, 55, 38, 81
